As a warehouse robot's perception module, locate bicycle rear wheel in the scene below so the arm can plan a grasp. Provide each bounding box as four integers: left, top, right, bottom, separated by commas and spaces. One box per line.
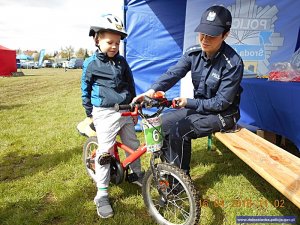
142, 163, 200, 225
83, 137, 124, 184
83, 136, 98, 182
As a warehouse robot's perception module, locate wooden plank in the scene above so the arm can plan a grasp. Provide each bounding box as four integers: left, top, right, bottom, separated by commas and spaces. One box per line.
215, 128, 300, 209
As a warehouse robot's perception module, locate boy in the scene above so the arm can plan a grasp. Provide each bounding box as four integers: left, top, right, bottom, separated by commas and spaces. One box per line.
81, 14, 143, 218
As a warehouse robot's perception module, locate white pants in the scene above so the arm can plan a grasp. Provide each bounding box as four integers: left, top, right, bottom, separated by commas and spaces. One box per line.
92, 106, 141, 189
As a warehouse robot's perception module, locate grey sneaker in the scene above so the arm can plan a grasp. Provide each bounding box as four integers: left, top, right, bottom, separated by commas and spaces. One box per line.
132, 171, 145, 187
94, 196, 114, 218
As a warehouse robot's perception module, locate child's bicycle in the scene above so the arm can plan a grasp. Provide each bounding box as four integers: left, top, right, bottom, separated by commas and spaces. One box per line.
82, 94, 200, 225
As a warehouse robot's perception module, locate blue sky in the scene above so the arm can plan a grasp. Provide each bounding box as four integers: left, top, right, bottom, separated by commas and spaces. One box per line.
0, 0, 123, 53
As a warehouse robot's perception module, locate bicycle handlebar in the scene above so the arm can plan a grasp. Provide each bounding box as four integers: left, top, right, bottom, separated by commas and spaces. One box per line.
114, 99, 174, 111
114, 96, 178, 118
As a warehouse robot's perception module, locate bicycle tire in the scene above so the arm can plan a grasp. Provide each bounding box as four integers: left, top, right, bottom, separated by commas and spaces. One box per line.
142, 163, 200, 225
83, 136, 98, 183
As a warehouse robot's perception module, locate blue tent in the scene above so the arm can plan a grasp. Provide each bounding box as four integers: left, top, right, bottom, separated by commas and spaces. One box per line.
126, 0, 186, 99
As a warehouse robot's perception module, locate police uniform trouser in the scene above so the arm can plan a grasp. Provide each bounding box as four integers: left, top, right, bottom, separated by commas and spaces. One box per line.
161, 108, 235, 175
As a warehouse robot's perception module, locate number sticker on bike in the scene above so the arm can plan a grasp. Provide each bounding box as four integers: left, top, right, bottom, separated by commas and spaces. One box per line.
152, 129, 160, 142
142, 116, 163, 153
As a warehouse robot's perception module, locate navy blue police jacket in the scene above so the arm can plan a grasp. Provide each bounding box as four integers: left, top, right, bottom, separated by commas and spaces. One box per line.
81, 50, 136, 117
151, 42, 244, 117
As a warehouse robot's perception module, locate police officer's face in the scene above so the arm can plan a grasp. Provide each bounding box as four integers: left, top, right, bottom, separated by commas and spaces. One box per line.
98, 32, 121, 58
199, 32, 229, 58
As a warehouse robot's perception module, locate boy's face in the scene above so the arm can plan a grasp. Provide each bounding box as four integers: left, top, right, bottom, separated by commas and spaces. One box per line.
97, 32, 121, 58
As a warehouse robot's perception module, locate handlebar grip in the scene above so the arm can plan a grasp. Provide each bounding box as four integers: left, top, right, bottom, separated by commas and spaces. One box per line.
114, 103, 133, 112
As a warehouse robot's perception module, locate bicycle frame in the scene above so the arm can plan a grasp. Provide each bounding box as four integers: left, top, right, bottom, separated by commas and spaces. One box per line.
112, 141, 147, 169
84, 96, 176, 182
112, 108, 157, 169
111, 97, 173, 172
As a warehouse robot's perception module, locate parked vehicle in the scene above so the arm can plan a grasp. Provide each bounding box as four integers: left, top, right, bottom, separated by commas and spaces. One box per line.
42, 60, 53, 68
62, 61, 69, 69
33, 62, 39, 69
45, 62, 53, 68
52, 62, 63, 68
21, 61, 39, 69
68, 58, 84, 69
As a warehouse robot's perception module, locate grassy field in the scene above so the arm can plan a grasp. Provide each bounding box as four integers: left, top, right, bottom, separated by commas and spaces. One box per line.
0, 68, 299, 225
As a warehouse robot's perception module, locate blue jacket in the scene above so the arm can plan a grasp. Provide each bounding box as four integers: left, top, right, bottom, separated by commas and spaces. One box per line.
151, 42, 244, 116
81, 50, 136, 117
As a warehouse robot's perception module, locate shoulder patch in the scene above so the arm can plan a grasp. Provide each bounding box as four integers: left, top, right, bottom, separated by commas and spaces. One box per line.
222, 53, 233, 69
185, 45, 202, 55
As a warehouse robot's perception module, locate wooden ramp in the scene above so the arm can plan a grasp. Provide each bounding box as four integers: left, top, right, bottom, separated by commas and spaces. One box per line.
214, 128, 300, 209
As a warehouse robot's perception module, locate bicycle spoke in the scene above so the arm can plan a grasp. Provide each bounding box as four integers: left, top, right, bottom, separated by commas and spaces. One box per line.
166, 199, 190, 220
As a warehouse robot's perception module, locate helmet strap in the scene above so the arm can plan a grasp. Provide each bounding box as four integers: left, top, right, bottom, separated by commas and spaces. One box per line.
94, 33, 103, 52
94, 33, 99, 48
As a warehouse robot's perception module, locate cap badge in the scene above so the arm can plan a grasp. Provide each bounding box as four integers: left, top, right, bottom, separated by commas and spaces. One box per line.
207, 11, 216, 21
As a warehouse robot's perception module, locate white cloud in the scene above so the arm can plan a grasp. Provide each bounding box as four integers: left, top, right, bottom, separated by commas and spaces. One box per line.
0, 0, 124, 54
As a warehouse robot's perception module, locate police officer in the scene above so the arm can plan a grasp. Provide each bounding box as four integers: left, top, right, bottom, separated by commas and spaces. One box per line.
133, 5, 244, 175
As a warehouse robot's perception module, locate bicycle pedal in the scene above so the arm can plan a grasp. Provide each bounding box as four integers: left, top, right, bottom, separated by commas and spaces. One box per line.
98, 153, 112, 165
126, 172, 138, 183
86, 158, 95, 169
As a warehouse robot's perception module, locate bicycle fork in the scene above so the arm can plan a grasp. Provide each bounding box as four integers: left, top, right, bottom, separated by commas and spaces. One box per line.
150, 152, 169, 206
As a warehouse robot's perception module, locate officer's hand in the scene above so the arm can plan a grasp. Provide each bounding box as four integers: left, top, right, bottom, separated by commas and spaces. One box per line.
173, 97, 187, 108
132, 89, 155, 103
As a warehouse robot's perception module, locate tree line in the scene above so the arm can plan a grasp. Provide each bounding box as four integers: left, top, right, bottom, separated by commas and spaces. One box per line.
17, 46, 91, 61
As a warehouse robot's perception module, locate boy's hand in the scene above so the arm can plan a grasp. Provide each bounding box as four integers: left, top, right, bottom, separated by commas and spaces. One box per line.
132, 89, 155, 103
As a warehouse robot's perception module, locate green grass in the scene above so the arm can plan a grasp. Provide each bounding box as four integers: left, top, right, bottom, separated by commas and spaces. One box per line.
0, 68, 299, 225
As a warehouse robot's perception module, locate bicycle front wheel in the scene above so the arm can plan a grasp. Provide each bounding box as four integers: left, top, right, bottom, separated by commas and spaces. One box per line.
142, 163, 200, 225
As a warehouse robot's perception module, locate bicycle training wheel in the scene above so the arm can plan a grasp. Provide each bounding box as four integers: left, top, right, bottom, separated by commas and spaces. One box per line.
142, 163, 200, 225
83, 136, 98, 182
